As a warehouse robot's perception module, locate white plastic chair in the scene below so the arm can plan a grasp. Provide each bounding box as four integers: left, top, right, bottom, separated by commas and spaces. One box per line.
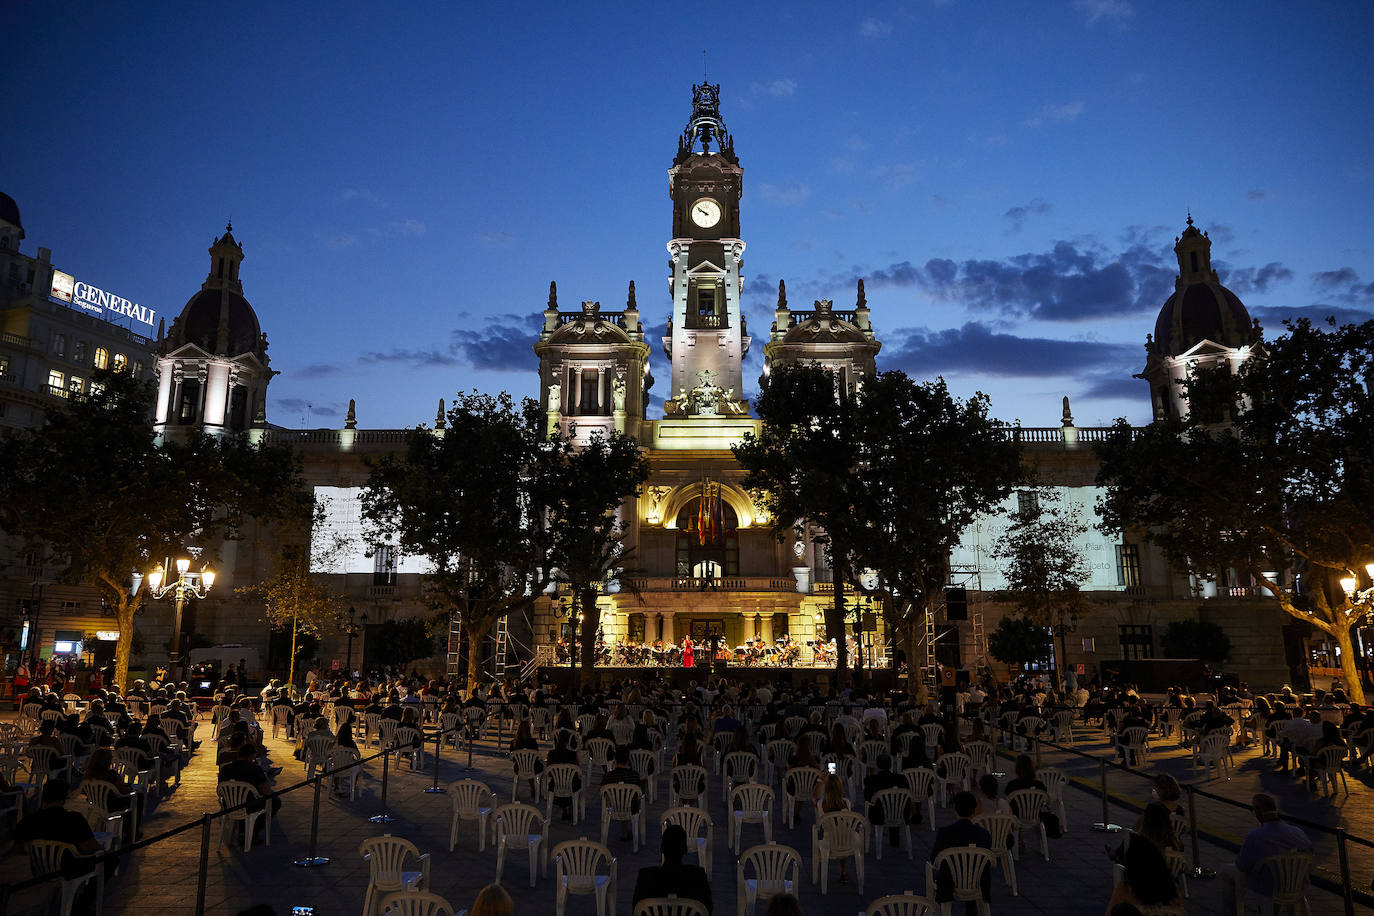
781, 765, 822, 828
1260, 851, 1313, 915
271, 705, 292, 738
449, 779, 496, 852
974, 812, 1019, 895
217, 780, 271, 852
629, 748, 658, 803
361, 834, 431, 916
763, 739, 795, 786
551, 837, 617, 916
1120, 727, 1150, 766
1193, 733, 1231, 780
634, 896, 708, 916
735, 843, 800, 916
84, 780, 138, 840
391, 726, 424, 771
511, 748, 543, 801
599, 783, 646, 852
330, 747, 363, 800
544, 763, 586, 825
722, 751, 759, 801
669, 764, 708, 808
27, 839, 103, 916
729, 783, 774, 855
964, 742, 995, 781
865, 892, 940, 916
495, 801, 548, 888
902, 767, 939, 830
585, 738, 616, 779
379, 890, 459, 916
1316, 746, 1349, 796
660, 806, 714, 871
936, 753, 972, 805
925, 846, 995, 916
1040, 767, 1070, 833
870, 786, 914, 860
1007, 787, 1051, 861
303, 734, 335, 781
811, 809, 868, 893
921, 723, 945, 749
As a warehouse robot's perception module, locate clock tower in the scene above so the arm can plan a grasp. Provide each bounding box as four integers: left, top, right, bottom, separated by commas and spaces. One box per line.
663, 83, 750, 418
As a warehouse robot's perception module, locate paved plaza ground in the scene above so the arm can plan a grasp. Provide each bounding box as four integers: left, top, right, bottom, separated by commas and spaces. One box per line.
1, 705, 1368, 915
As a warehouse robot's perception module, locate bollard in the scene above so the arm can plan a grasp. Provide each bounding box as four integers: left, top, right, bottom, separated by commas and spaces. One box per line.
426, 727, 447, 794
1183, 785, 1215, 879
369, 748, 395, 824
1090, 758, 1122, 832
294, 775, 331, 867
1337, 827, 1355, 916
195, 811, 212, 916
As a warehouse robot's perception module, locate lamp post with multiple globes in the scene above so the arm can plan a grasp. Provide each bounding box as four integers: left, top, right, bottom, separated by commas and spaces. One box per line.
1341, 564, 1374, 686
141, 557, 214, 681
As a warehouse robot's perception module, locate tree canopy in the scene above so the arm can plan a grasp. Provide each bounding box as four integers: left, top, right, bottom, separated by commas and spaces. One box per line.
987, 616, 1053, 670
1097, 317, 1374, 701
1160, 619, 1232, 664
0, 368, 304, 690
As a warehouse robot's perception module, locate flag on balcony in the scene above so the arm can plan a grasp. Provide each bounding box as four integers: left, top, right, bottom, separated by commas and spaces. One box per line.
711, 481, 724, 545
697, 481, 712, 546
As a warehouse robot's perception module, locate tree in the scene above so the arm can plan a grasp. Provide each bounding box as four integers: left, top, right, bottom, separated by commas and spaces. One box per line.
1098, 318, 1374, 701
0, 368, 304, 691
1160, 619, 1231, 664
987, 616, 1053, 670
363, 391, 556, 693
370, 617, 438, 670
543, 432, 649, 686
734, 364, 866, 682
846, 373, 1022, 693
236, 500, 348, 687
991, 483, 1090, 685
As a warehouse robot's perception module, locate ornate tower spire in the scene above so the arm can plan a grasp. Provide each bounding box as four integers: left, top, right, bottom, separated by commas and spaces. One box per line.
676, 82, 736, 164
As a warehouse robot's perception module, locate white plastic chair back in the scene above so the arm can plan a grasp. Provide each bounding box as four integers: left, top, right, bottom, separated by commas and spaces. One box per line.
865, 892, 940, 916
586, 737, 615, 770
361, 833, 425, 890
1263, 851, 1312, 907
600, 783, 644, 820
920, 723, 944, 748
633, 896, 708, 916
660, 806, 713, 869
737, 842, 800, 899
1008, 787, 1049, 826
930, 846, 994, 904
552, 836, 614, 895
378, 890, 455, 916
670, 764, 708, 805
817, 809, 866, 856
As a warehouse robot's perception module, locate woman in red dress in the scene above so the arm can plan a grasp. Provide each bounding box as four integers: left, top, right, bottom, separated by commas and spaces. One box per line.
682, 636, 694, 668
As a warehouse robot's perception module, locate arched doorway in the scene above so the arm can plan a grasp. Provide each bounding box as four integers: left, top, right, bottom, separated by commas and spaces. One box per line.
675, 496, 739, 578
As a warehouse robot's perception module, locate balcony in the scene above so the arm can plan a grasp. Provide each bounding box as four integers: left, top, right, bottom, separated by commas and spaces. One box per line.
628, 576, 797, 593
684, 313, 727, 330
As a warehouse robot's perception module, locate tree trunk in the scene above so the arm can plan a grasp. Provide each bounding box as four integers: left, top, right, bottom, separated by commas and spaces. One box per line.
113, 598, 136, 694
288, 612, 299, 689
579, 587, 600, 689
831, 551, 849, 686
466, 618, 487, 694
902, 617, 921, 698
1333, 621, 1366, 705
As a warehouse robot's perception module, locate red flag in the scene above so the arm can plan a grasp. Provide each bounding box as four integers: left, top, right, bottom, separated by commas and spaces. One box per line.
697, 482, 709, 546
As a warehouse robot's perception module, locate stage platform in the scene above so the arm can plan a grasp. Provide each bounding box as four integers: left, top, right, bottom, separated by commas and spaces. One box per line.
534, 663, 901, 692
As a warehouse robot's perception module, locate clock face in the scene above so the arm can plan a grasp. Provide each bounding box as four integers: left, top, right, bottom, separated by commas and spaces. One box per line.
690, 198, 722, 229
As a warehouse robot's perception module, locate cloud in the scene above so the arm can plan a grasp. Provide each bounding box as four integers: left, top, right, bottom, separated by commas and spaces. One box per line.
1312, 267, 1359, 288
757, 182, 812, 206
873, 161, 921, 190
326, 234, 358, 250
448, 312, 543, 371
858, 17, 893, 38
274, 399, 339, 419
1025, 100, 1085, 128
1213, 261, 1292, 296
1004, 198, 1052, 232
340, 188, 383, 205
359, 348, 463, 368
752, 79, 796, 98
882, 320, 1139, 379
1245, 189, 1268, 201
1076, 0, 1132, 25
393, 219, 426, 238
295, 363, 345, 379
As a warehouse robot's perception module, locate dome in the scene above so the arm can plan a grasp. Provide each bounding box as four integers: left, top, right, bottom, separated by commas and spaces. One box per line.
176, 287, 263, 357
1149, 217, 1260, 358
0, 192, 21, 229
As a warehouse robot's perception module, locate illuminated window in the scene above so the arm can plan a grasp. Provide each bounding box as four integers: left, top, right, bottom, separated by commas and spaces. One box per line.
68, 376, 84, 394
51, 333, 67, 356
1118, 624, 1153, 660
47, 368, 65, 390
373, 545, 397, 586
0, 355, 9, 377
177, 379, 200, 423
90, 380, 104, 395
675, 497, 739, 578
94, 348, 109, 370
112, 353, 127, 372
132, 362, 144, 379
627, 613, 646, 644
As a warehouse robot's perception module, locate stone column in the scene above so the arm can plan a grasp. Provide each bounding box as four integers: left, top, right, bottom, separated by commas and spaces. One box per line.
761, 613, 774, 644
662, 612, 675, 645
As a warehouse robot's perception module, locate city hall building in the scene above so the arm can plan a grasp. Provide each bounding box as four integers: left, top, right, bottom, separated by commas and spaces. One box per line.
1, 86, 1320, 692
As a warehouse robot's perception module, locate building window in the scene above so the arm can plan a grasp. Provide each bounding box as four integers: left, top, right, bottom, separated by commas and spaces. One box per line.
674, 496, 739, 579
177, 379, 200, 423
1081, 636, 1096, 653
112, 353, 127, 372
1016, 490, 1040, 516
579, 368, 601, 415
51, 333, 67, 357
1118, 624, 1154, 660
74, 341, 87, 363
1116, 544, 1142, 589
132, 362, 144, 379
47, 368, 65, 390
68, 376, 85, 394
373, 545, 398, 586
94, 348, 109, 370
0, 355, 9, 378
696, 286, 716, 317
229, 386, 249, 431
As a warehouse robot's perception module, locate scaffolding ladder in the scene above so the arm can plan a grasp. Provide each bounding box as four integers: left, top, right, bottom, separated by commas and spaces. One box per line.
446, 612, 463, 677
923, 605, 938, 687
493, 615, 510, 681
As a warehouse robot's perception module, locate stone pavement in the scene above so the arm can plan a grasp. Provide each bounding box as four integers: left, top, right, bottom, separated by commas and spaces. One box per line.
1, 712, 1361, 915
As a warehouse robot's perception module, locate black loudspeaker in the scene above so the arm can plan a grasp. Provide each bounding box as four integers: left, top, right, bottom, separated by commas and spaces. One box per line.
945, 586, 968, 620
956, 669, 972, 688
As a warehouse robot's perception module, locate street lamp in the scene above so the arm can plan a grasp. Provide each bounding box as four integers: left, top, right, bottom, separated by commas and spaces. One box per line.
143, 557, 214, 680
1339, 563, 1374, 608
341, 606, 366, 674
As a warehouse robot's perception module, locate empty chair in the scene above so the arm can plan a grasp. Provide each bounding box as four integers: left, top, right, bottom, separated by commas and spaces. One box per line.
974, 812, 1019, 896
27, 839, 104, 916
494, 802, 548, 888
811, 809, 868, 893
903, 768, 939, 831
392, 726, 424, 771
865, 893, 940, 916
379, 889, 457, 916
629, 748, 659, 803
669, 764, 708, 809
1016, 717, 1045, 752
920, 723, 946, 752
1007, 787, 1051, 861
722, 751, 759, 801
545, 764, 587, 825
361, 834, 431, 916
330, 746, 363, 800
511, 748, 544, 801
26, 745, 68, 792
728, 783, 774, 855
439, 712, 463, 748
964, 742, 995, 781
84, 780, 138, 841
926, 846, 995, 916
736, 843, 800, 916
599, 783, 646, 852
660, 806, 714, 871
1315, 746, 1349, 796
936, 753, 972, 805
1039, 767, 1070, 833
1051, 709, 1075, 744
763, 739, 795, 785
586, 738, 616, 779
781, 765, 822, 829
858, 739, 887, 774
551, 837, 617, 916
217, 780, 271, 852
870, 786, 915, 860
449, 779, 496, 852
531, 707, 553, 740
1192, 733, 1231, 780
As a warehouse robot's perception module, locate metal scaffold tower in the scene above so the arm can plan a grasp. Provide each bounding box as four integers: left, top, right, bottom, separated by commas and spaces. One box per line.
949, 562, 988, 673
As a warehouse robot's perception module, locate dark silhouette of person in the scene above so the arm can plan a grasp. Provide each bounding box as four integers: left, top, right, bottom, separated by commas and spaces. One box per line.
632, 824, 712, 914
930, 790, 992, 914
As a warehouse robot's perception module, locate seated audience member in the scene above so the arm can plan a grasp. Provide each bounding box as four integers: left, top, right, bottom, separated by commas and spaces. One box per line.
930, 790, 992, 913
14, 779, 107, 883
1222, 793, 1314, 915
470, 883, 515, 916
631, 824, 713, 914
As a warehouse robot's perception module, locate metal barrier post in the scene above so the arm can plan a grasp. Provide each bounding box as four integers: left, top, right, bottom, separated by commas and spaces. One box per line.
294, 775, 330, 867
369, 749, 395, 824
1184, 785, 1215, 879
467, 720, 476, 771
195, 811, 212, 916
426, 727, 447, 794
1337, 827, 1356, 916
1034, 733, 1042, 769
1090, 758, 1122, 833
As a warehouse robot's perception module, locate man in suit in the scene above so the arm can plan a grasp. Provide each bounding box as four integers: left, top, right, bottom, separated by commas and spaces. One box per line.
930, 791, 992, 914
632, 825, 712, 914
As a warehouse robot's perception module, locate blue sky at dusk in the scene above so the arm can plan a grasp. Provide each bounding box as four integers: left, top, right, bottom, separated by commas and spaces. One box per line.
5, 1, 1373, 429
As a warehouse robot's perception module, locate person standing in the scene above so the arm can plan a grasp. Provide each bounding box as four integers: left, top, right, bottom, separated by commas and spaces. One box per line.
682, 636, 695, 669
